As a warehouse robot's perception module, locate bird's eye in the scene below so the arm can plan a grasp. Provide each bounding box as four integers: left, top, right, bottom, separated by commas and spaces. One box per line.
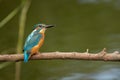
39, 25, 41, 27
38, 25, 43, 28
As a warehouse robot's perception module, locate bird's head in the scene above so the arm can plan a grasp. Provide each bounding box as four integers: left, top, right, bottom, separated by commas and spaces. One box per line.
33, 24, 54, 34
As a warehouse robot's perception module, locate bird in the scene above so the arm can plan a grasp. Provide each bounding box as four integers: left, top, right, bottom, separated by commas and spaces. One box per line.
23, 24, 54, 62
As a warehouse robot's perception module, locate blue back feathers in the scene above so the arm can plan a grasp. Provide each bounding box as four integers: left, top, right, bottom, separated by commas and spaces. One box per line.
24, 29, 42, 51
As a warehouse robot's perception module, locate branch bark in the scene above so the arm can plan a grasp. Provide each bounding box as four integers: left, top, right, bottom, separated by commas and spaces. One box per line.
1, 49, 120, 62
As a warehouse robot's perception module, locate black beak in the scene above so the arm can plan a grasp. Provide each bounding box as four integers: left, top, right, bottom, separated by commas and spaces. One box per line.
45, 25, 54, 28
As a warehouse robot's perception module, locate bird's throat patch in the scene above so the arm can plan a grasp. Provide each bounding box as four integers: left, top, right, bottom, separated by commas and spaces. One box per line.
39, 28, 46, 34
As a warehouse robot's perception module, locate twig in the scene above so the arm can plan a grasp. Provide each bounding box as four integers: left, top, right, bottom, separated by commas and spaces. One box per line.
1, 50, 120, 62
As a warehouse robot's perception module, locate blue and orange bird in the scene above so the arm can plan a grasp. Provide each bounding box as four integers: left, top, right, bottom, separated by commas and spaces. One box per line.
23, 24, 54, 62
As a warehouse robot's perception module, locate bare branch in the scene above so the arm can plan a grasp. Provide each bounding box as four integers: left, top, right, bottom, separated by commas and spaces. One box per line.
0, 51, 120, 62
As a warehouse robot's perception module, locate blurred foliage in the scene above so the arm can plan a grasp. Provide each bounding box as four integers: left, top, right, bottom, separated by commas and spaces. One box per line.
0, 6, 20, 28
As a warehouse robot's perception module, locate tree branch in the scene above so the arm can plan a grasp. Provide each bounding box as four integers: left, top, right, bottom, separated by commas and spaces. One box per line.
1, 49, 120, 62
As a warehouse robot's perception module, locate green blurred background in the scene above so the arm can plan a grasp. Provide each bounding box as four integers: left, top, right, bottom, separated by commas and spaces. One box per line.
0, 0, 120, 80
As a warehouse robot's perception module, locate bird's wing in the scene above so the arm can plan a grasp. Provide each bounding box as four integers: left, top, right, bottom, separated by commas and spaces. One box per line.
23, 30, 42, 51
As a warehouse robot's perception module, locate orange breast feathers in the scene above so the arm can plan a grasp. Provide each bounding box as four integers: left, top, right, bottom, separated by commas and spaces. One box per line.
31, 33, 45, 55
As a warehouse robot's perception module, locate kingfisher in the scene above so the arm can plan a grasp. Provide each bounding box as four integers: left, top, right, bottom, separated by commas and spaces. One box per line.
23, 23, 54, 62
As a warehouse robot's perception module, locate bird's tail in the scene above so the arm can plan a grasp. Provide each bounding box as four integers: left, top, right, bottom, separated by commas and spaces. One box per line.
24, 51, 30, 62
